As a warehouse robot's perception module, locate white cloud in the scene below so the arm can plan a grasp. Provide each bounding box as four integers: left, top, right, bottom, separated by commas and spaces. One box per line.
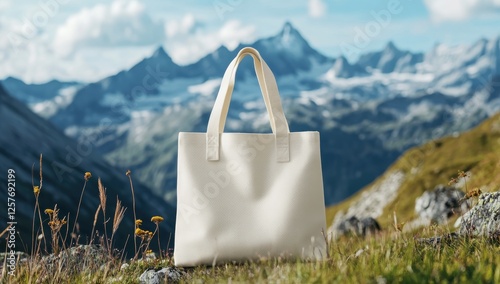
424, 0, 500, 22
165, 13, 196, 38
0, 0, 11, 10
0, 11, 256, 82
218, 20, 256, 50
53, 0, 164, 57
164, 16, 256, 65
308, 0, 326, 18
0, 41, 155, 83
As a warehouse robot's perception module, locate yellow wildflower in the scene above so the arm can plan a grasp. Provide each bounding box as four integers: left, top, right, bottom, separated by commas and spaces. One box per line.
135, 228, 145, 236
151, 216, 164, 224
44, 209, 54, 215
33, 186, 40, 195
84, 172, 92, 181
135, 219, 143, 226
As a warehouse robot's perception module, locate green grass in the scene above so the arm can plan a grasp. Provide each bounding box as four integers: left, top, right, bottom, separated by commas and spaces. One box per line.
182, 231, 500, 283
3, 227, 500, 283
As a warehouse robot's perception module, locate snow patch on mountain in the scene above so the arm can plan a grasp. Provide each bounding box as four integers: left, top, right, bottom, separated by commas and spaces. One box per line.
401, 101, 439, 123
300, 87, 332, 105
31, 86, 79, 118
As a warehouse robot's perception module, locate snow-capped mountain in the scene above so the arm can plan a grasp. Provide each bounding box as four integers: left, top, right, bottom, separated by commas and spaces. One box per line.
420, 36, 500, 94
0, 83, 176, 253
357, 41, 424, 73
10, 22, 500, 206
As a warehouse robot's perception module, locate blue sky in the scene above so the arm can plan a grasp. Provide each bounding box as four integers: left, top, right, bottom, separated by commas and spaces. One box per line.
0, 0, 499, 82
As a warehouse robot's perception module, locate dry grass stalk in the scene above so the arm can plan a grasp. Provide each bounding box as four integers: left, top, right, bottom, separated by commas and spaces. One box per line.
0, 224, 12, 239
126, 169, 139, 258
110, 197, 127, 251
31, 153, 47, 258
90, 204, 101, 245
97, 177, 109, 250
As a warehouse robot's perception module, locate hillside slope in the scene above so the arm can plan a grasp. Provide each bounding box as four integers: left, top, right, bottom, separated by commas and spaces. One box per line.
327, 112, 500, 228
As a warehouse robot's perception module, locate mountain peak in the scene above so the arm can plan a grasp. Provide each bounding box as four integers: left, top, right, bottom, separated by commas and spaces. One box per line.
329, 56, 367, 78
278, 21, 305, 45
151, 46, 170, 60
384, 41, 399, 52
140, 46, 177, 69
282, 21, 295, 33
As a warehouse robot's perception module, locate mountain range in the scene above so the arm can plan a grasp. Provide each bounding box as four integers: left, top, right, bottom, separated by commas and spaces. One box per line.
2, 22, 499, 206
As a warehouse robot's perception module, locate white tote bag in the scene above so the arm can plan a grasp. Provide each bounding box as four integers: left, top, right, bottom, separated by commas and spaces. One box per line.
174, 47, 327, 266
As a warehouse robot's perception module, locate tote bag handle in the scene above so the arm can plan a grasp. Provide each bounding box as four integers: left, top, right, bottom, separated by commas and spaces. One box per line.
206, 47, 290, 162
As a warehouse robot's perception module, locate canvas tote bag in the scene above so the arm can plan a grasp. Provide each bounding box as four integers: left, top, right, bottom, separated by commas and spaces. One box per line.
174, 47, 327, 266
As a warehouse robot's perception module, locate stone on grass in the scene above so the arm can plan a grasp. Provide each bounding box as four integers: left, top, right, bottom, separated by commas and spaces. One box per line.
333, 216, 381, 238
459, 192, 500, 237
139, 270, 160, 284
40, 244, 111, 273
415, 185, 470, 224
139, 267, 184, 284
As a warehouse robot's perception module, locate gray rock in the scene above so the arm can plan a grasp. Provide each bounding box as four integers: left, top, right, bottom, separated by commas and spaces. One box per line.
139, 270, 160, 284
334, 216, 381, 238
159, 267, 183, 283
415, 185, 470, 224
459, 192, 500, 237
40, 244, 112, 273
139, 267, 184, 284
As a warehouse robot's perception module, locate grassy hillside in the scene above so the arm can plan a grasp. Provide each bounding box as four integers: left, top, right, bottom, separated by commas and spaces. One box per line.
327, 112, 500, 228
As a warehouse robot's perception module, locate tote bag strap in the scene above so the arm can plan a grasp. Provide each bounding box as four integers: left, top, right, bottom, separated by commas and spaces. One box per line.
219, 50, 275, 133
206, 47, 290, 162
